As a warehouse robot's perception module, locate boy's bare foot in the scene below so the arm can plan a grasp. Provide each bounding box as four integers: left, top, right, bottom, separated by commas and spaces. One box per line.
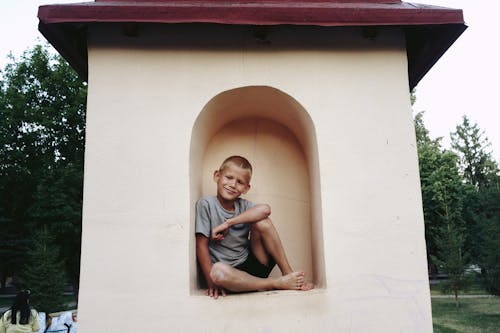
273, 271, 309, 290
300, 281, 315, 291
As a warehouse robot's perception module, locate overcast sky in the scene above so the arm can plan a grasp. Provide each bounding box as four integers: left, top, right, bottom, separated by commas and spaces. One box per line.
1, 1, 499, 160
411, 0, 499, 161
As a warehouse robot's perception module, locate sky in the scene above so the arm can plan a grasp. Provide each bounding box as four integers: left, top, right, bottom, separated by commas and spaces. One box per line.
411, 0, 500, 161
1, 1, 499, 160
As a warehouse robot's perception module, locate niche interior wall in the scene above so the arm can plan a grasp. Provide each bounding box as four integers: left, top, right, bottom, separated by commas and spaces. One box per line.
38, 1, 466, 332
190, 86, 325, 291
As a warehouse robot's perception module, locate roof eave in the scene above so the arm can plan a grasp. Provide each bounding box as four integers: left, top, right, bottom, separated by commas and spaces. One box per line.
37, 1, 467, 88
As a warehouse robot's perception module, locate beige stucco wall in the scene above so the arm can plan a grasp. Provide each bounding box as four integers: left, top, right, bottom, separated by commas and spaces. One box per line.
79, 24, 431, 332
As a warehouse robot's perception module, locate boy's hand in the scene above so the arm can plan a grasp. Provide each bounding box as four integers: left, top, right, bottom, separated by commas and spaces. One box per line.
211, 221, 229, 241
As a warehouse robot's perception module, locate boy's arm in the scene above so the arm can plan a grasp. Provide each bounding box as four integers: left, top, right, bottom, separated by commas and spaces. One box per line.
195, 234, 226, 298
211, 204, 270, 241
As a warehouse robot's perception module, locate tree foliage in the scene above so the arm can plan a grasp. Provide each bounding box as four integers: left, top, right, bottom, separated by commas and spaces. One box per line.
426, 150, 469, 306
476, 183, 500, 295
19, 227, 66, 314
415, 112, 470, 303
451, 116, 497, 188
450, 116, 500, 295
415, 111, 500, 298
415, 112, 441, 272
0, 44, 86, 298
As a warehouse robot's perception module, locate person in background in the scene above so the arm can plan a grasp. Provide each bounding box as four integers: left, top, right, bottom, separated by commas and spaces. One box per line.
0, 290, 40, 333
44, 311, 76, 333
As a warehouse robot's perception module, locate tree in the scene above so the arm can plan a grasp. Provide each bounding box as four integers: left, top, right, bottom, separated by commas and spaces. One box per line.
451, 115, 497, 188
450, 116, 500, 292
415, 113, 470, 305
415, 109, 500, 300
476, 179, 500, 295
427, 150, 469, 307
0, 44, 86, 294
19, 227, 66, 314
414, 112, 447, 275
29, 165, 83, 292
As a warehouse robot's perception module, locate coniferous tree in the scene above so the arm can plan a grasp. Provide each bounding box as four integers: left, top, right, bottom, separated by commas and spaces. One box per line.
415, 113, 470, 303
426, 150, 469, 306
19, 227, 66, 314
450, 116, 500, 293
451, 115, 496, 188
475, 176, 500, 295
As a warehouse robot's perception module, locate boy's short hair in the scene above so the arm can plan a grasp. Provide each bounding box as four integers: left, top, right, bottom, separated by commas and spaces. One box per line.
219, 155, 253, 176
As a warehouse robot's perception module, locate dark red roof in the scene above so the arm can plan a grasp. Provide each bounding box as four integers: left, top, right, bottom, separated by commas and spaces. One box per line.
38, 0, 466, 88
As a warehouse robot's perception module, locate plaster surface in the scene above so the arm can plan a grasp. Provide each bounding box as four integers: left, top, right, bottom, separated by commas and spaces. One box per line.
79, 24, 431, 332
201, 117, 313, 279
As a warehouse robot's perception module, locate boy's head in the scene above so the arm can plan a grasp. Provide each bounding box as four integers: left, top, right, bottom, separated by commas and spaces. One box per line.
214, 155, 252, 201
218, 155, 253, 176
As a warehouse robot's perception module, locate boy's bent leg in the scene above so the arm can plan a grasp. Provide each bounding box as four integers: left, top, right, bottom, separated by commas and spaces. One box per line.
210, 262, 306, 292
250, 218, 294, 275
250, 218, 314, 291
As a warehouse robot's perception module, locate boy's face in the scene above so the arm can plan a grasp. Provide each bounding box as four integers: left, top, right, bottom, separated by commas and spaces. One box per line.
213, 162, 251, 202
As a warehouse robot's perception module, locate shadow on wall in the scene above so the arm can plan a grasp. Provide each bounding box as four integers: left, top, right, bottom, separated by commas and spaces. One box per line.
189, 86, 325, 293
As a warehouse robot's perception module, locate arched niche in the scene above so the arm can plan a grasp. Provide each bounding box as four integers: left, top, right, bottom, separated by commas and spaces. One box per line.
189, 86, 325, 293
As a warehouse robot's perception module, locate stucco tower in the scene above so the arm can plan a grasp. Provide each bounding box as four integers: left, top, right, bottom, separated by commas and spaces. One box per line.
39, 1, 465, 332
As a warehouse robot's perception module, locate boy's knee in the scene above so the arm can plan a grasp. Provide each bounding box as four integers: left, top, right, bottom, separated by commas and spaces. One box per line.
258, 204, 271, 217
254, 218, 273, 233
210, 262, 231, 285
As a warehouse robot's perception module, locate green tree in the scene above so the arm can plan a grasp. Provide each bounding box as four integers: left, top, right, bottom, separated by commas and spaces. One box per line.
450, 116, 500, 293
29, 165, 83, 292
414, 112, 446, 275
19, 227, 66, 314
467, 174, 500, 295
451, 115, 497, 188
0, 44, 86, 293
415, 113, 470, 303
410, 88, 417, 106
476, 179, 500, 295
415, 108, 499, 299
427, 150, 469, 307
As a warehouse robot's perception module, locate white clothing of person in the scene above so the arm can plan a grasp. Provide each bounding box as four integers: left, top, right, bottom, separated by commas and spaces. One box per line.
0, 309, 40, 333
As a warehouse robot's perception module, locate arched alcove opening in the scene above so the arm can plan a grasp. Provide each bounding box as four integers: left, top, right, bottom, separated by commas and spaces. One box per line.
189, 86, 325, 294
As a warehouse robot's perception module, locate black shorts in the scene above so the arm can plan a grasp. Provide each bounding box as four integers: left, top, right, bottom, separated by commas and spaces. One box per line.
235, 251, 275, 278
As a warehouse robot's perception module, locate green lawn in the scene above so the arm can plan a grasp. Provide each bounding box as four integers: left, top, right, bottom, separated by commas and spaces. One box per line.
430, 279, 489, 296
432, 297, 500, 333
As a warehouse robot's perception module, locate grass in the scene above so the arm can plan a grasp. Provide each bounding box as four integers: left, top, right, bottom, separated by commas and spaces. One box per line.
430, 282, 489, 296
432, 297, 500, 333
431, 280, 500, 332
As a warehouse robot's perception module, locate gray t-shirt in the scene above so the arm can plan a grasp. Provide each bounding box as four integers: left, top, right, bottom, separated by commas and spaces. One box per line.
195, 195, 254, 267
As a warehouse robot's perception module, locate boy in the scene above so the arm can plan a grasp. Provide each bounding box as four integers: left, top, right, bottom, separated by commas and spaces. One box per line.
195, 155, 313, 298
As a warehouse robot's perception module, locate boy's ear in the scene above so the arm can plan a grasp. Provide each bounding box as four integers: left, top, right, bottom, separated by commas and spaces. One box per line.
213, 170, 220, 182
